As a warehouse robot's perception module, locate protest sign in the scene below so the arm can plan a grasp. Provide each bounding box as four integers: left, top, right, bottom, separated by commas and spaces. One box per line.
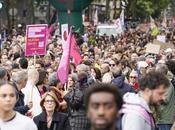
157, 35, 166, 43
145, 43, 160, 54
25, 24, 48, 56
153, 39, 175, 50
136, 24, 149, 32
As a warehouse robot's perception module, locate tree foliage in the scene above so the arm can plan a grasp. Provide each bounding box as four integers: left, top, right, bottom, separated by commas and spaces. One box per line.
126, 0, 171, 20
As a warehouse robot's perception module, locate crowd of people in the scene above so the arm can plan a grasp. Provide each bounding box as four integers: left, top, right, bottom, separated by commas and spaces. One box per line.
0, 19, 175, 130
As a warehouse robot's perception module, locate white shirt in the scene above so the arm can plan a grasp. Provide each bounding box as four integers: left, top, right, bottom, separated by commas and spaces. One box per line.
22, 83, 42, 117
0, 112, 37, 130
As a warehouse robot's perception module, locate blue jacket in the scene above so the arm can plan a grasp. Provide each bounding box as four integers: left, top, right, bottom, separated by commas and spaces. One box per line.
112, 75, 135, 96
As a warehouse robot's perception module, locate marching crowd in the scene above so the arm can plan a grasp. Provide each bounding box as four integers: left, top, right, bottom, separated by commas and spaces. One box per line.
0, 20, 175, 130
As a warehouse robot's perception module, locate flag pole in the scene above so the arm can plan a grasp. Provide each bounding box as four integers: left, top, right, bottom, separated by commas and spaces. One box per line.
30, 52, 36, 101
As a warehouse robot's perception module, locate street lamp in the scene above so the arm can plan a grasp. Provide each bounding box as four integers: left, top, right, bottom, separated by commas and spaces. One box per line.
0, 3, 2, 9
0, 0, 4, 10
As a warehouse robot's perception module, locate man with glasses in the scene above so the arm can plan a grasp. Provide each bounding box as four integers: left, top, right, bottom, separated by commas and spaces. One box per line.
109, 60, 116, 73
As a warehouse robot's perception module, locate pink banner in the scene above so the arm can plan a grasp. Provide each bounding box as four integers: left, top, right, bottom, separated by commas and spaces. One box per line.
25, 24, 48, 56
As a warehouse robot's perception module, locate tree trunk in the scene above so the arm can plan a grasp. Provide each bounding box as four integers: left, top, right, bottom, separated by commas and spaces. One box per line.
113, 0, 117, 19
5, 0, 11, 32
106, 0, 110, 21
31, 0, 35, 23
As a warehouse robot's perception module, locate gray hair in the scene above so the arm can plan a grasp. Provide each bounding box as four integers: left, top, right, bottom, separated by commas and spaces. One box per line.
76, 64, 90, 73
48, 72, 60, 86
156, 64, 169, 76
12, 70, 27, 83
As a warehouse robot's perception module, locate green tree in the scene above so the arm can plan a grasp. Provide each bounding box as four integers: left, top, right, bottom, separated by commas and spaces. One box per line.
126, 0, 171, 20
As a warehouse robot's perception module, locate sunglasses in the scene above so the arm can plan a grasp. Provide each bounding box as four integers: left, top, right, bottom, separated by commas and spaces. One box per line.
109, 64, 115, 67
130, 76, 137, 79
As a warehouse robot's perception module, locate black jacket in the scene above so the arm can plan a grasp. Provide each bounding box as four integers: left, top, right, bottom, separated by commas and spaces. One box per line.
14, 83, 29, 115
33, 111, 71, 130
64, 83, 90, 130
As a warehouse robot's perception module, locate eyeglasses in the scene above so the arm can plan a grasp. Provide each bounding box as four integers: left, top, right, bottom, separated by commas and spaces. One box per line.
109, 64, 115, 67
130, 76, 137, 79
44, 100, 55, 104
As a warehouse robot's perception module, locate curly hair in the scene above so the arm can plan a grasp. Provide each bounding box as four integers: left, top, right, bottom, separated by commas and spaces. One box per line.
139, 71, 170, 91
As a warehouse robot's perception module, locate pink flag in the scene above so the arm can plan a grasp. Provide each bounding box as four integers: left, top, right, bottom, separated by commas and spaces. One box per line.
57, 28, 72, 85
48, 24, 54, 39
70, 34, 82, 66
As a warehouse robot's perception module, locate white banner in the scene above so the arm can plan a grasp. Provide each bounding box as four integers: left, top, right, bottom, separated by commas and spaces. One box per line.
61, 24, 69, 45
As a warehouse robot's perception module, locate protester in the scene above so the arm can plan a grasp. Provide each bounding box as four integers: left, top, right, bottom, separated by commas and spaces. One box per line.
64, 72, 91, 130
1, 12, 175, 130
49, 86, 68, 112
121, 71, 170, 130
33, 91, 70, 130
128, 70, 139, 91
18, 57, 28, 70
0, 82, 37, 130
48, 72, 64, 96
0, 67, 8, 82
67, 74, 78, 90
36, 69, 48, 97
111, 67, 134, 96
101, 63, 113, 83
85, 83, 123, 130
155, 64, 175, 130
12, 70, 33, 115
22, 68, 42, 117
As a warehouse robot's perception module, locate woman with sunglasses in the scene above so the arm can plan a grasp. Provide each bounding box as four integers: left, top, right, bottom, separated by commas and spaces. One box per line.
33, 91, 71, 130
129, 70, 139, 92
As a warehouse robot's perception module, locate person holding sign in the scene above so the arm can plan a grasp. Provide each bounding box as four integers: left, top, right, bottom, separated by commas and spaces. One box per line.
22, 68, 42, 117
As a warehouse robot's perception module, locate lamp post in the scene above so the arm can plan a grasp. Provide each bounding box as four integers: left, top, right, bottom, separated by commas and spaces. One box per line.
0, 0, 4, 30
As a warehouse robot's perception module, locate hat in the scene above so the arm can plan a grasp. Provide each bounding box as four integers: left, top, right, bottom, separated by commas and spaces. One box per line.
138, 61, 148, 69
129, 70, 138, 77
